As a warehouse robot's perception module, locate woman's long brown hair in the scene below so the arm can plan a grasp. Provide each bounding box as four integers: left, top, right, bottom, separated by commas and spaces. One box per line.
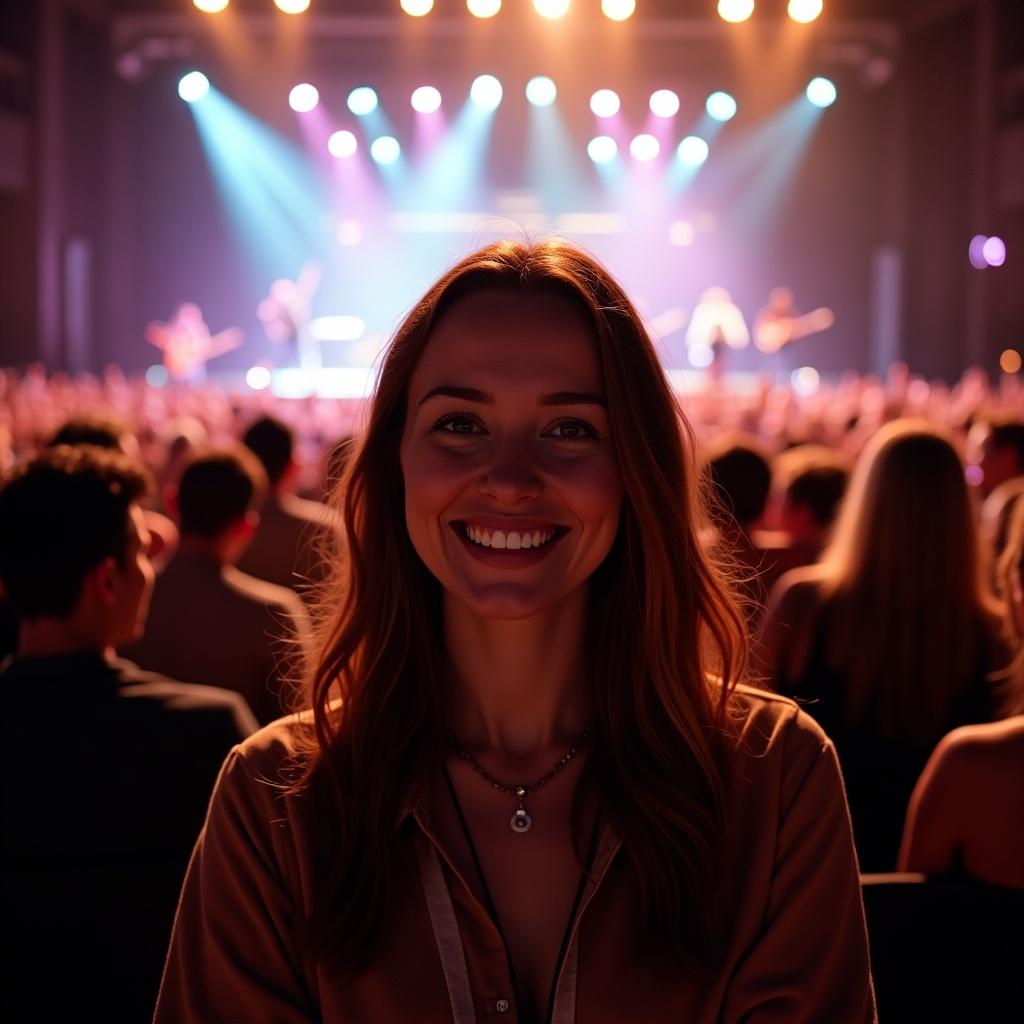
296, 240, 748, 972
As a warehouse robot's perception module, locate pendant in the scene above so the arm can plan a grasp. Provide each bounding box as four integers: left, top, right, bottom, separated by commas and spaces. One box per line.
511, 808, 533, 833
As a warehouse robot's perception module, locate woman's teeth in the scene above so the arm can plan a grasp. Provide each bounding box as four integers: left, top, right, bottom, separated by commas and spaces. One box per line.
463, 524, 556, 550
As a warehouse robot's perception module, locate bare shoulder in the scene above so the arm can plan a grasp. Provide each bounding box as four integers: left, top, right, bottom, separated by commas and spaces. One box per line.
931, 716, 1024, 776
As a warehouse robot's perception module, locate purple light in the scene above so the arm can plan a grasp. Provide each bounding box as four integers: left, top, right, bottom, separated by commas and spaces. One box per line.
982, 236, 1006, 267
968, 234, 988, 270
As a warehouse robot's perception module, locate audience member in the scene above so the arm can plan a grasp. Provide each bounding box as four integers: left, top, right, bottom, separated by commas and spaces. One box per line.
124, 446, 311, 723
0, 445, 256, 1023
774, 445, 850, 561
238, 414, 338, 598
704, 433, 807, 618
898, 500, 1024, 887
760, 419, 1009, 870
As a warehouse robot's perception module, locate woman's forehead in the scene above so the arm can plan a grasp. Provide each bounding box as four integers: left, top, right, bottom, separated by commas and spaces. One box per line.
411, 287, 602, 390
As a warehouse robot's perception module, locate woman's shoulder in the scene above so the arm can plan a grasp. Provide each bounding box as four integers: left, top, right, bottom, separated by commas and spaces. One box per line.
220, 709, 318, 794
726, 682, 831, 763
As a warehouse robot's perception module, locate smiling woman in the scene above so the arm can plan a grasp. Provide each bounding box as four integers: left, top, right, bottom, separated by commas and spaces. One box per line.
155, 240, 876, 1023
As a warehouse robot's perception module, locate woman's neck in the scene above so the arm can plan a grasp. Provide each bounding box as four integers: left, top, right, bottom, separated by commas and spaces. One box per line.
443, 588, 592, 759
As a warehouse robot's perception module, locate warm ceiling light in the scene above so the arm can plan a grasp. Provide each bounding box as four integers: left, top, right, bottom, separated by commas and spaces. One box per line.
602, 0, 636, 20
788, 0, 823, 23
717, 0, 754, 23
467, 0, 502, 16
533, 0, 571, 19
273, 0, 311, 13
193, 0, 229, 12
400, 0, 434, 15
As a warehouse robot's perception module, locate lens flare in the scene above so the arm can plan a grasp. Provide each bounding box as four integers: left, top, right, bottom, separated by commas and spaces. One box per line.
533, 0, 570, 18
630, 134, 660, 161
788, 0, 823, 23
370, 136, 402, 164
526, 76, 557, 107
347, 87, 379, 116
602, 0, 636, 20
649, 90, 680, 118
706, 91, 737, 122
718, 0, 754, 23
411, 86, 442, 113
177, 71, 210, 103
401, 0, 434, 15
806, 76, 837, 107
327, 130, 358, 158
288, 83, 319, 113
590, 89, 620, 118
470, 74, 503, 110
467, 0, 501, 15
587, 135, 618, 164
677, 135, 710, 166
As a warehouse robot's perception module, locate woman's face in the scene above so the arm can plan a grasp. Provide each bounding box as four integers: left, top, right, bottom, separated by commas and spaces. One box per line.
400, 285, 624, 620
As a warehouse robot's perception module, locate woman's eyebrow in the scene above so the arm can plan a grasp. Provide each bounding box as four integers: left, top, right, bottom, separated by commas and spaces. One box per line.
418, 386, 606, 408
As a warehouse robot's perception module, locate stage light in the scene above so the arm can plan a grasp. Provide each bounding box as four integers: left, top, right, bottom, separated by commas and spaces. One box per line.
145, 365, 169, 388
470, 74, 503, 110
718, 0, 754, 23
630, 133, 659, 161
193, 0, 229, 12
411, 86, 442, 113
677, 135, 709, 166
969, 234, 988, 269
1001, 349, 1022, 374
310, 316, 366, 342
806, 76, 837, 107
401, 0, 434, 15
590, 89, 620, 118
788, 0, 823, 23
526, 76, 557, 107
347, 87, 379, 115
371, 136, 401, 164
273, 0, 310, 12
982, 236, 1006, 267
288, 83, 319, 113
336, 220, 363, 246
602, 0, 635, 19
649, 89, 680, 118
791, 366, 820, 395
246, 366, 272, 391
327, 130, 358, 158
468, 0, 501, 16
706, 91, 737, 122
587, 135, 618, 163
178, 71, 210, 103
533, 0, 570, 18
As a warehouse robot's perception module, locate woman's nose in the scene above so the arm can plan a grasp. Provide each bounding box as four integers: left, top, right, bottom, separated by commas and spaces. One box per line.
477, 439, 543, 504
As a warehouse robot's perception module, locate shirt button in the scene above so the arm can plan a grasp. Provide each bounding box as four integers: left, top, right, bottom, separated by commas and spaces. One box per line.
496, 998, 510, 1013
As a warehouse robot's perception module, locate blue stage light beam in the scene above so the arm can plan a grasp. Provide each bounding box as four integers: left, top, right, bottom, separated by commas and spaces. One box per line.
186, 85, 331, 278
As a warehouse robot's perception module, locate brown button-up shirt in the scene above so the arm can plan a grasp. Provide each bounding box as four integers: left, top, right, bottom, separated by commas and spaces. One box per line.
155, 687, 876, 1022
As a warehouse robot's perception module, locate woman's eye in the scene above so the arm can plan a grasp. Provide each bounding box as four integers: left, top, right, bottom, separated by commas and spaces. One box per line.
432, 413, 483, 436
547, 418, 599, 441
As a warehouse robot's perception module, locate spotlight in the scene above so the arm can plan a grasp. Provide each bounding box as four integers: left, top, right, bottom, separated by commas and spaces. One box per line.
145, 365, 169, 388
177, 71, 210, 103
677, 135, 709, 166
969, 234, 989, 270
630, 133, 660, 161
602, 0, 635, 20
1000, 349, 1022, 374
649, 89, 680, 118
193, 0, 229, 11
327, 130, 358, 158
587, 135, 618, 164
805, 76, 837, 107
788, 0, 823, 23
411, 86, 442, 113
246, 366, 272, 391
273, 0, 310, 12
400, 0, 434, 15
590, 89, 620, 118
288, 83, 319, 113
525, 76, 557, 107
718, 0, 754, 22
705, 91, 737, 122
533, 0, 570, 17
467, 0, 501, 15
470, 74, 503, 110
982, 236, 1006, 267
370, 136, 402, 164
791, 366, 820, 394
347, 87, 379, 115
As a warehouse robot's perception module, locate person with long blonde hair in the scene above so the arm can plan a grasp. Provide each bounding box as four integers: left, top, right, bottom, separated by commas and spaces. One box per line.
761, 418, 1008, 871
156, 241, 873, 1022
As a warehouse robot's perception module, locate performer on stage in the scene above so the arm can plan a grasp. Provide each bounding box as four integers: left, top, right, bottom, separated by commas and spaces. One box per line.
257, 262, 322, 371
145, 303, 242, 383
753, 287, 834, 365
684, 286, 750, 382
